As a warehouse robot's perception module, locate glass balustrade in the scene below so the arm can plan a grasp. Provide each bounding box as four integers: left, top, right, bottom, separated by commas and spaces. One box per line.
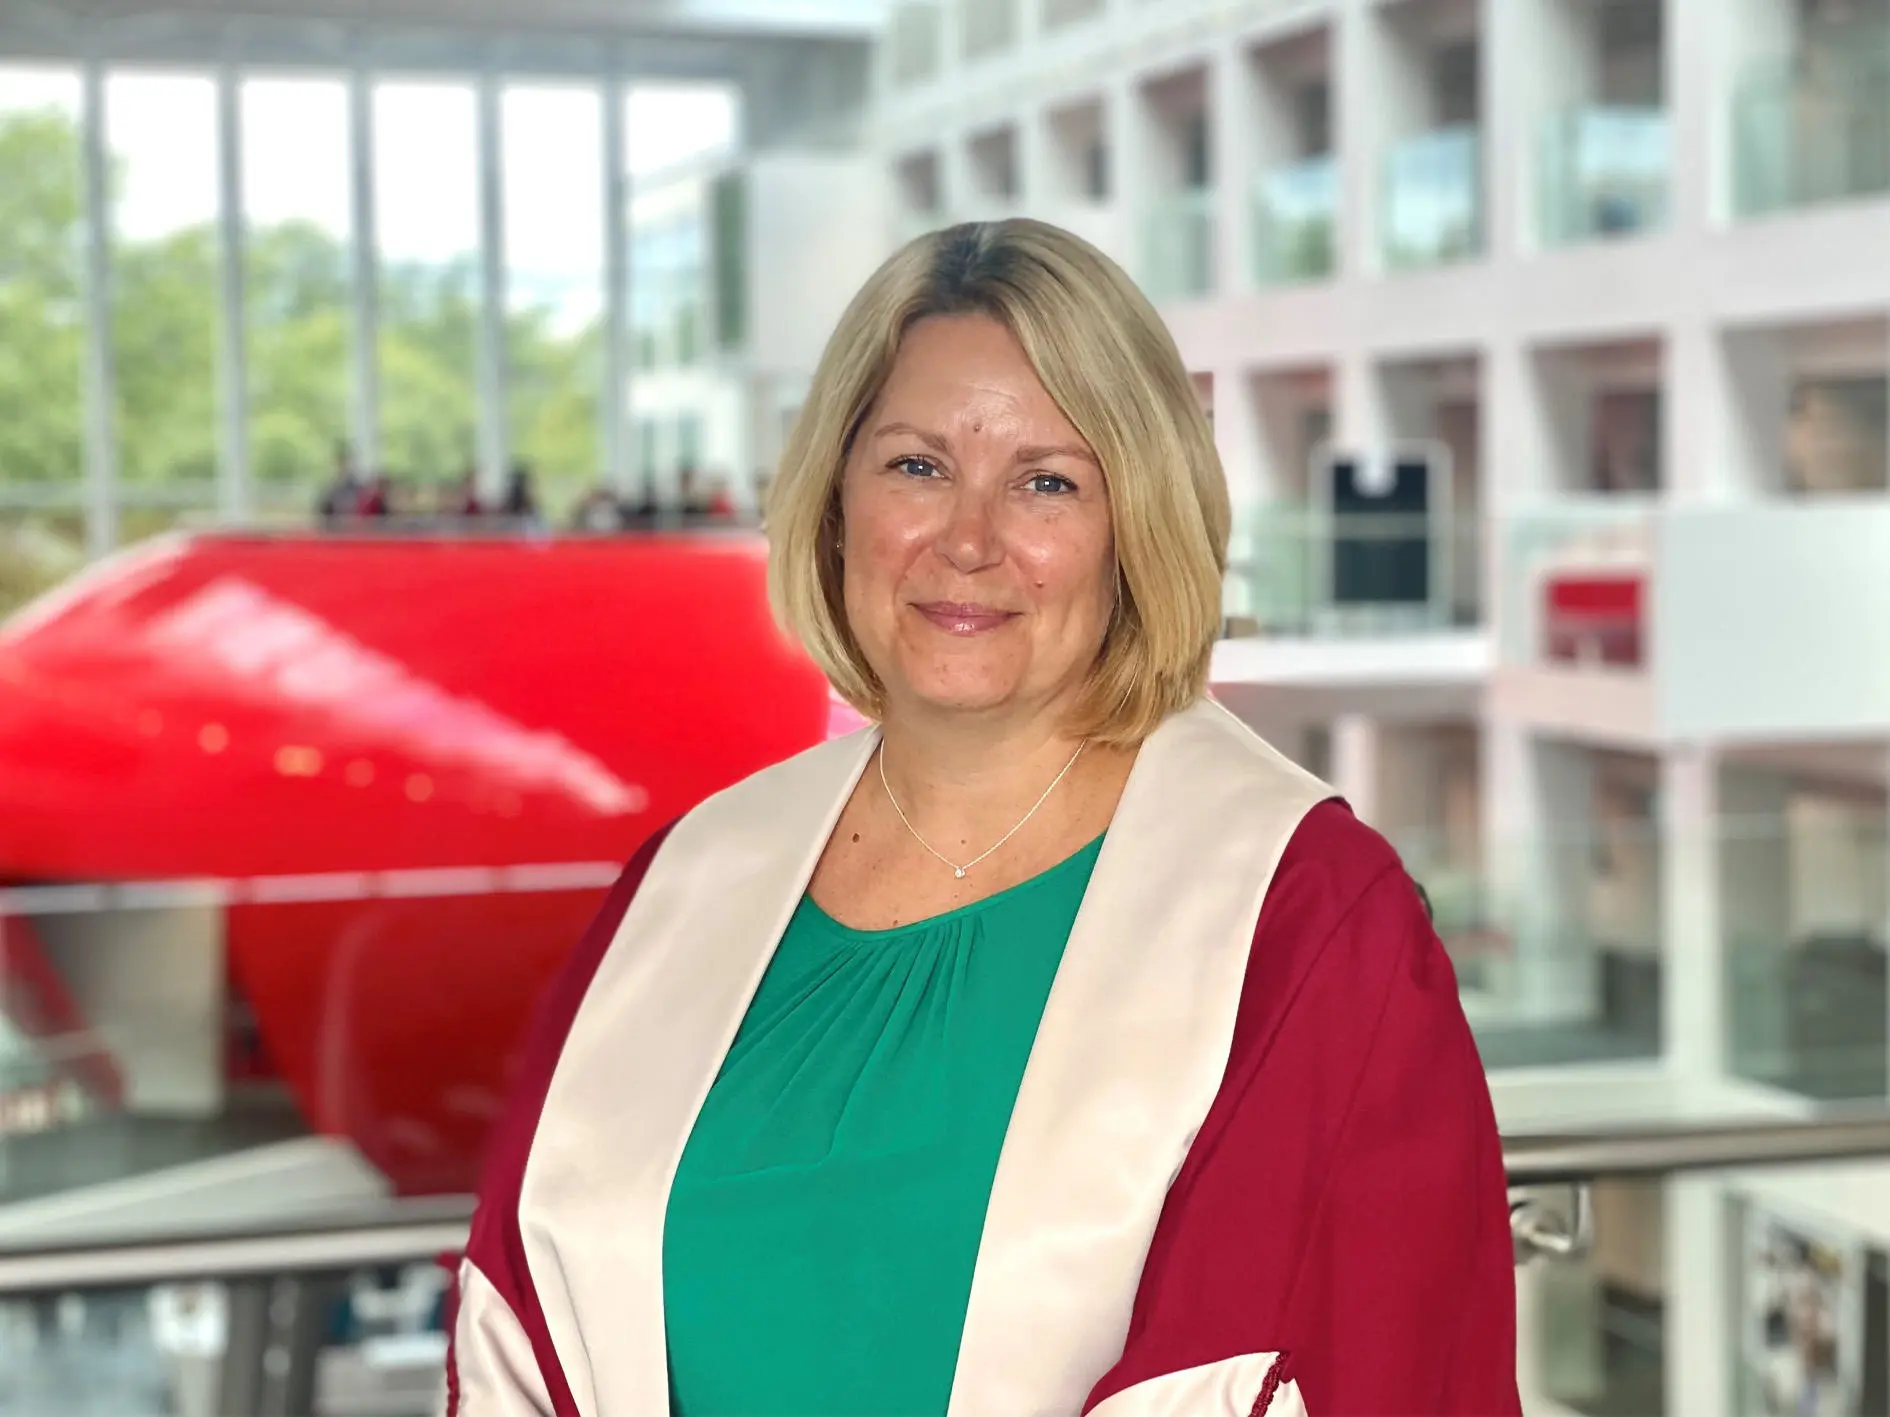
1539, 105, 1670, 245
1141, 188, 1216, 303
1252, 155, 1337, 284
1223, 502, 1481, 638
3, 840, 1890, 1417
1520, 1146, 1890, 1417
0, 802, 1825, 1221
3, 1118, 1890, 1415
1392, 821, 1664, 1072
1735, 48, 1890, 217
1722, 804, 1890, 1108
0, 864, 624, 1208
1381, 124, 1482, 271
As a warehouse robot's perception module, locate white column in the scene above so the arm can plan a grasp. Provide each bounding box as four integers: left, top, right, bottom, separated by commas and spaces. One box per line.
1017, 102, 1052, 211
79, 59, 117, 556
1665, 320, 1784, 504
1106, 73, 1148, 287
1660, 746, 1723, 1076
1482, 720, 1597, 1024
1491, 0, 1600, 258
1335, 351, 1388, 454
1670, 0, 1795, 230
1664, 0, 1718, 237
1214, 364, 1263, 622
1330, 713, 1382, 825
1483, 336, 1562, 658
1333, 0, 1389, 281
938, 123, 975, 222
1212, 366, 1263, 510
347, 66, 380, 473
1016, 0, 1043, 47
215, 64, 250, 523
1479, 0, 1528, 261
475, 69, 509, 499
1210, 43, 1256, 298
1665, 1178, 1733, 1417
602, 71, 631, 493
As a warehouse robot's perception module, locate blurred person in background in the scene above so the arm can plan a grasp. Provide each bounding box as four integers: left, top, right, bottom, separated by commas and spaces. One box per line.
705, 475, 735, 520
447, 220, 1518, 1417
317, 440, 364, 523
501, 461, 541, 525
444, 463, 485, 519
622, 480, 660, 528
676, 462, 708, 519
355, 472, 391, 519
571, 484, 625, 533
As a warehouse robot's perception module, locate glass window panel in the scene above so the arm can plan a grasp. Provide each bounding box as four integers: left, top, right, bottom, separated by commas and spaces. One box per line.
243, 77, 353, 518
503, 84, 603, 512
107, 71, 221, 511
0, 67, 85, 511
0, 510, 86, 620
624, 82, 735, 379
626, 85, 736, 175
375, 81, 477, 488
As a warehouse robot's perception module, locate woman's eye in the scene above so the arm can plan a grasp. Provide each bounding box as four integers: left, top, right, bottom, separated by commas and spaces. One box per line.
1027, 473, 1076, 495
891, 456, 939, 479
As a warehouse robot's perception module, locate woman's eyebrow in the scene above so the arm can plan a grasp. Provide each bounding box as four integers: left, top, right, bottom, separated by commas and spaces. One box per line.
871, 421, 950, 453
1016, 442, 1100, 467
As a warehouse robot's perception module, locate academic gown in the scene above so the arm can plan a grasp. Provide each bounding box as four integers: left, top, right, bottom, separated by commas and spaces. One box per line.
445, 698, 1522, 1417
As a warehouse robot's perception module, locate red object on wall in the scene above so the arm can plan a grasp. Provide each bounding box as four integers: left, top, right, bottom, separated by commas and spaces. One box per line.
0, 531, 831, 1192
1542, 572, 1645, 668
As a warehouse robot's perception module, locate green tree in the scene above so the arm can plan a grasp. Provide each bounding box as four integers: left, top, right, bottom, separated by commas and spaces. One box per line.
0, 102, 606, 526
0, 109, 85, 491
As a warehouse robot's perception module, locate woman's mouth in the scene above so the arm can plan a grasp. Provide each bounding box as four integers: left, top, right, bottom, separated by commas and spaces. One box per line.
912, 602, 1019, 635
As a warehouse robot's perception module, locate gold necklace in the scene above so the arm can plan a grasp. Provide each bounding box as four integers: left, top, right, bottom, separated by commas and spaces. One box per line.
878, 741, 1086, 879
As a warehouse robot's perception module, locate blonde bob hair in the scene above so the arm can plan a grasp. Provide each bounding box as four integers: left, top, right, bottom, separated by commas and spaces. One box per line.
766, 218, 1229, 747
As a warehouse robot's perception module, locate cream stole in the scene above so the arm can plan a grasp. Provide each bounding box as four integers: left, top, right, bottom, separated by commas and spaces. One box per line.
518, 698, 1330, 1416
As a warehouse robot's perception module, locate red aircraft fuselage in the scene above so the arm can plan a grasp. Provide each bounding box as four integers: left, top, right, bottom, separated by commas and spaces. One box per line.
0, 531, 832, 1192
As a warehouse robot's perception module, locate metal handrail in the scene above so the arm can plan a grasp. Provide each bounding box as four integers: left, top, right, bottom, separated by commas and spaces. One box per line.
1503, 1114, 1890, 1187
1, 1118, 1890, 1291
0, 1195, 475, 1291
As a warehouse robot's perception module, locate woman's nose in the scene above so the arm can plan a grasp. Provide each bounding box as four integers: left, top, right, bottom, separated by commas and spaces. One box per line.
934, 487, 1002, 573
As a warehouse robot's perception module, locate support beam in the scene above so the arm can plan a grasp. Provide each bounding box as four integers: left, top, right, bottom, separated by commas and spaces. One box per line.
215, 62, 251, 523
1334, 0, 1387, 282
1331, 712, 1382, 825
602, 69, 632, 493
347, 66, 380, 473
476, 67, 509, 499
79, 58, 117, 555
1211, 41, 1255, 299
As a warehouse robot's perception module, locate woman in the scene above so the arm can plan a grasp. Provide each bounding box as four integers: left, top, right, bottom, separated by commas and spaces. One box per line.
447, 220, 1520, 1417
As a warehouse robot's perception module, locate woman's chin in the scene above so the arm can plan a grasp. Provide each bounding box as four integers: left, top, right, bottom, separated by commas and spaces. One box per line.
893, 676, 1027, 720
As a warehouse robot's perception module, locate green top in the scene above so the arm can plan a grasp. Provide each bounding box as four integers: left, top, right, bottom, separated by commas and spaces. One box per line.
663, 834, 1105, 1417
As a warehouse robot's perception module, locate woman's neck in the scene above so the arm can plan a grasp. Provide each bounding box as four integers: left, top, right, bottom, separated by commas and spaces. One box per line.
874, 707, 1124, 844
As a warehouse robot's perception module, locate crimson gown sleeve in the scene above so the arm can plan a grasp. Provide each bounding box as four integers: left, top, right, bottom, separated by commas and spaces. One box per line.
1083, 802, 1521, 1416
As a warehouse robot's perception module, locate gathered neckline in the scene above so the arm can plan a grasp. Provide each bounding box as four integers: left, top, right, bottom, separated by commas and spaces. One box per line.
800, 832, 1107, 943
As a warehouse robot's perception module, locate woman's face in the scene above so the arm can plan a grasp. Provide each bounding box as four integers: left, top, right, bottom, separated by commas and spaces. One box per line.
839, 313, 1116, 728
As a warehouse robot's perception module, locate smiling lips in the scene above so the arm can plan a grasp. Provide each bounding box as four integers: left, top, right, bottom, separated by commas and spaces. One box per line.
912, 601, 1019, 635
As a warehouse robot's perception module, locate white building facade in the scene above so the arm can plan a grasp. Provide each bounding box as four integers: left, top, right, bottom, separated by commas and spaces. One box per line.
865, 0, 1890, 1410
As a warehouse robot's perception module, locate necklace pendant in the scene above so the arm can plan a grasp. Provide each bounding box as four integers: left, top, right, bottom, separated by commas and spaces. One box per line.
953, 866, 967, 879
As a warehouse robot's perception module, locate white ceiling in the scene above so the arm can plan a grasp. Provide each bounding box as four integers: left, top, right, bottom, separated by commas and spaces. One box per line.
0, 0, 886, 77
3, 0, 890, 36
